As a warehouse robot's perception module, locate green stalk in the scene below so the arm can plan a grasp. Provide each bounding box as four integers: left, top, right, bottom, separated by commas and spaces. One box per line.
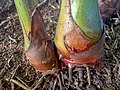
14, 0, 38, 50
70, 0, 103, 42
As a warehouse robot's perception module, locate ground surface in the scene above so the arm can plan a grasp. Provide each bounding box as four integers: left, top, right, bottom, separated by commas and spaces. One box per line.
0, 0, 120, 90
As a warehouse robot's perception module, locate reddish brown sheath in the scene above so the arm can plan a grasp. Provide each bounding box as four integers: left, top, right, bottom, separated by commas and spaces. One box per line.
25, 6, 59, 72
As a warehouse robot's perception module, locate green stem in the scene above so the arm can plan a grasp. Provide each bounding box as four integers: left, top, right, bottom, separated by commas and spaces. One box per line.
14, 0, 38, 50
70, 0, 103, 42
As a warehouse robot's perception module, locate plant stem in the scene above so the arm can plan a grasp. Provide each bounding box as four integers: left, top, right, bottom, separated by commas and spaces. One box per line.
14, 0, 38, 50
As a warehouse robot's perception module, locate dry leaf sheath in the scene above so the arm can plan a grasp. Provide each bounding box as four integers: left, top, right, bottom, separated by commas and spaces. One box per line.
26, 6, 59, 72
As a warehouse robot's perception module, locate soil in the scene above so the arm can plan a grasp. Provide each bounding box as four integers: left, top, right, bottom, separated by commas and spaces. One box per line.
0, 0, 120, 90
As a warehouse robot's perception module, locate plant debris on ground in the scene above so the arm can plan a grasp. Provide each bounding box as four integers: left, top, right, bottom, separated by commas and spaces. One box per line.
0, 0, 120, 90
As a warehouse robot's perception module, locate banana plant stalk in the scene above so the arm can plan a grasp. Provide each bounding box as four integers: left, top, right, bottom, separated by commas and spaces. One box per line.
14, 0, 38, 50
54, 0, 104, 85
14, 0, 61, 89
55, 0, 119, 23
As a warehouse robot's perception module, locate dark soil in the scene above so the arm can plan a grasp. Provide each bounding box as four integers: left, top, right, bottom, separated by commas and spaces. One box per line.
0, 0, 120, 90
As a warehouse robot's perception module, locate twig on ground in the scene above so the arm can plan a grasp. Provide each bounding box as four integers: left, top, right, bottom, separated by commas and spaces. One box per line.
5, 78, 31, 90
